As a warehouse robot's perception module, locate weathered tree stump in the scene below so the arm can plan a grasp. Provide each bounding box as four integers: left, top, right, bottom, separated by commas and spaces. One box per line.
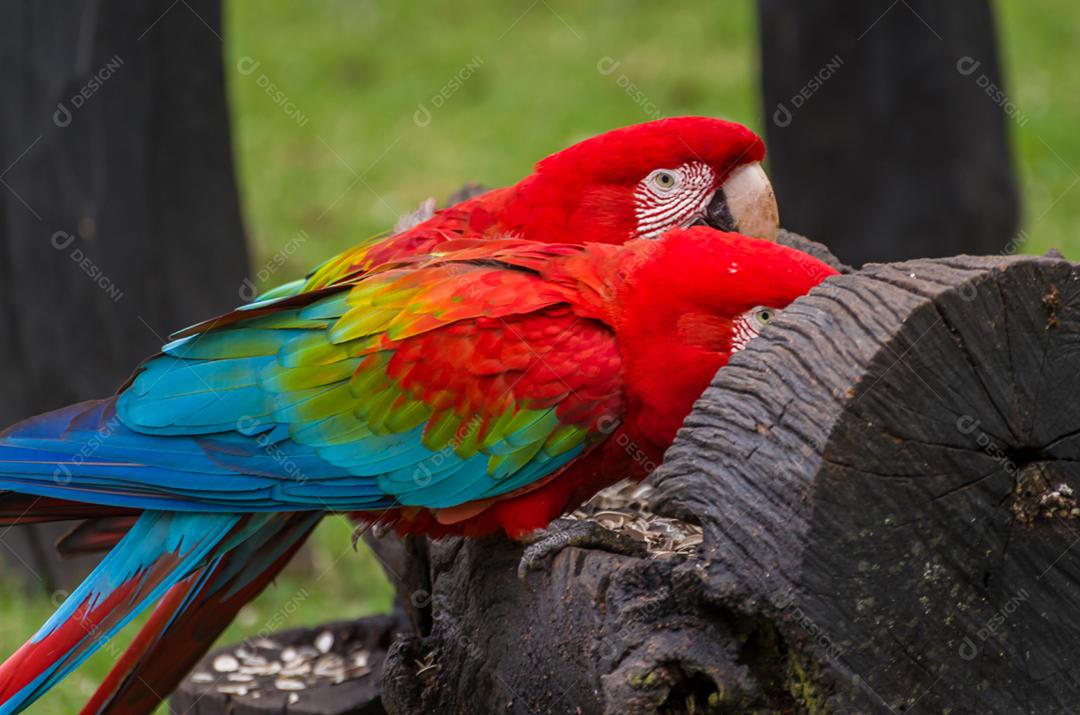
652, 250, 1080, 713
369, 250, 1080, 714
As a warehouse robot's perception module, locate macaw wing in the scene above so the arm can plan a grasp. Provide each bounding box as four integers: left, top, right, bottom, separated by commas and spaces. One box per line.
0, 248, 624, 514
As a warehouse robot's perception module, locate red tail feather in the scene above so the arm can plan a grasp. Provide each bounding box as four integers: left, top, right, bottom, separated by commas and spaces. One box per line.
81, 517, 317, 715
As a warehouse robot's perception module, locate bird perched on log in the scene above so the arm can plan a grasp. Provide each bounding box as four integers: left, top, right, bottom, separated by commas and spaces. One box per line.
0, 116, 796, 715
0, 228, 835, 714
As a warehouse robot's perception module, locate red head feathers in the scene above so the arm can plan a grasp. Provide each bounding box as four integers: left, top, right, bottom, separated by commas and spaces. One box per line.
301, 116, 779, 292
499, 116, 777, 245
535, 115, 764, 185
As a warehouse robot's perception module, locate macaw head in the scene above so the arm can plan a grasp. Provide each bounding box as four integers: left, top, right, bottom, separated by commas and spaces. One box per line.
609, 226, 836, 448
505, 116, 778, 245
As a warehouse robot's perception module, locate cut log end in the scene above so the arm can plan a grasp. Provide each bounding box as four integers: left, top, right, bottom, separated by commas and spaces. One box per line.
656, 251, 1080, 712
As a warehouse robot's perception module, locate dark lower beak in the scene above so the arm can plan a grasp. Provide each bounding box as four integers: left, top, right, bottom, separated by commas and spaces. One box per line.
701, 191, 738, 232
698, 162, 779, 241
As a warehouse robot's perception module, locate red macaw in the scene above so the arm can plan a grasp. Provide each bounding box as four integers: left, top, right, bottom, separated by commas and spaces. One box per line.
289, 114, 779, 295
0, 228, 835, 714
0, 116, 790, 714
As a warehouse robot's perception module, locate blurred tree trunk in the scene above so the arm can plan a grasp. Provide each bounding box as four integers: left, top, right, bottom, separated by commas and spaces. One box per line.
757, 0, 1020, 266
0, 0, 249, 592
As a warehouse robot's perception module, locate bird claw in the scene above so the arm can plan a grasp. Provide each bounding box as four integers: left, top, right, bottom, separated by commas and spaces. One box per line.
352, 520, 392, 551
516, 517, 648, 584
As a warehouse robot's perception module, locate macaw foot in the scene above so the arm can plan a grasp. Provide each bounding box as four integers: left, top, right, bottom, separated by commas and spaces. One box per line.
516, 517, 648, 584
352, 520, 392, 550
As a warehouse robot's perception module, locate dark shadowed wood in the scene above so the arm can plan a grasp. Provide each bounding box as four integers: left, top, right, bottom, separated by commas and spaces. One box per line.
758, 0, 1020, 265
380, 529, 785, 714
0, 0, 248, 591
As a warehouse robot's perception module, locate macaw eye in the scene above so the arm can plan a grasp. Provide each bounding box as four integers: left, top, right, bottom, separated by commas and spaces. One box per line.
646, 169, 681, 193
753, 307, 776, 326
634, 162, 713, 239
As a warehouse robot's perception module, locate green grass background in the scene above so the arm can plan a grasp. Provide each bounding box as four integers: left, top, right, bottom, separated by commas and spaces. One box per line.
2, 1, 1077, 711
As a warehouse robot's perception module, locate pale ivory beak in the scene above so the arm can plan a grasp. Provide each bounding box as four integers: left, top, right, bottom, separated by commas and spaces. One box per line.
703, 162, 780, 242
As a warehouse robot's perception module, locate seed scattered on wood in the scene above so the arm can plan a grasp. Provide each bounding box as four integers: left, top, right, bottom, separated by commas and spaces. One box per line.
186, 627, 378, 704
568, 481, 704, 556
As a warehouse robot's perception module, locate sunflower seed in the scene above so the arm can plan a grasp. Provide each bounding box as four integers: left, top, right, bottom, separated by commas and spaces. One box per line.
592, 510, 628, 528
240, 663, 278, 676
190, 672, 214, 684
227, 673, 254, 683
280, 663, 311, 677
216, 684, 249, 696
213, 654, 239, 673
315, 630, 334, 653
314, 654, 345, 678
288, 693, 300, 705
344, 666, 371, 680
275, 678, 306, 691
281, 647, 298, 662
